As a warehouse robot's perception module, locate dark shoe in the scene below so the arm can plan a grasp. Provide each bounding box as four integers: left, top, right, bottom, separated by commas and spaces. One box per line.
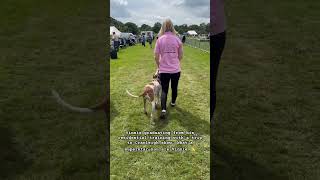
160, 110, 166, 119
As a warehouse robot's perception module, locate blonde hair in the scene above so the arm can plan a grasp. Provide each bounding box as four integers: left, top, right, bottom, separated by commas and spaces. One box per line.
158, 19, 178, 37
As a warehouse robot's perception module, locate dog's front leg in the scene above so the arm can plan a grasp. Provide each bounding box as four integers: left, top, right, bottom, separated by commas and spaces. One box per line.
158, 91, 161, 107
143, 98, 147, 114
155, 94, 159, 109
150, 101, 156, 125
151, 101, 156, 118
157, 90, 161, 109
154, 88, 160, 109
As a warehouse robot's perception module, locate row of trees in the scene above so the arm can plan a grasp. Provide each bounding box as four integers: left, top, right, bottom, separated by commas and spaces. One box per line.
110, 17, 210, 35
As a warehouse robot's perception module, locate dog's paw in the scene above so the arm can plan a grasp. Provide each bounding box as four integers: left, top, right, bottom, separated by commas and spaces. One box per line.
155, 103, 161, 109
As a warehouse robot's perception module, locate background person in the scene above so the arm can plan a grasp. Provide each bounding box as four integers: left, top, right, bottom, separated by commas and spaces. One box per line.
211, 1, 226, 176
154, 19, 183, 119
182, 35, 186, 43
112, 32, 119, 51
147, 32, 153, 48
211, 0, 226, 122
141, 34, 146, 47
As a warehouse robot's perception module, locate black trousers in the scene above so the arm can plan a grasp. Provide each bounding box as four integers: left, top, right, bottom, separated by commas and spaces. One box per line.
160, 72, 181, 110
210, 31, 226, 121
113, 41, 119, 52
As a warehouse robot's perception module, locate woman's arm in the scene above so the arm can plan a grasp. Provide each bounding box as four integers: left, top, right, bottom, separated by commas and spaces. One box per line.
178, 44, 183, 62
155, 53, 160, 68
154, 40, 160, 68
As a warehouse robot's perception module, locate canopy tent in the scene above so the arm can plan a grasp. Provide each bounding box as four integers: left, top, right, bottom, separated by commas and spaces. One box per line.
187, 30, 197, 36
110, 26, 121, 36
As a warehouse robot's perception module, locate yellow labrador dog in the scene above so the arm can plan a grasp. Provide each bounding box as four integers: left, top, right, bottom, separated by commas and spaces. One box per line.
126, 70, 161, 121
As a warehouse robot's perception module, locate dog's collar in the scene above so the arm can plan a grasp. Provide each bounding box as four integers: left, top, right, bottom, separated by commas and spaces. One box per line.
152, 78, 160, 84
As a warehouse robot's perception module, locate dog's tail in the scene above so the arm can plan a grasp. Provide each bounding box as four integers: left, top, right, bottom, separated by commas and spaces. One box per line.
51, 89, 107, 113
126, 89, 139, 98
90, 96, 108, 112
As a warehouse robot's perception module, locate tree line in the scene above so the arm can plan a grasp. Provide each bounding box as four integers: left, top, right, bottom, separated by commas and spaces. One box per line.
110, 17, 210, 35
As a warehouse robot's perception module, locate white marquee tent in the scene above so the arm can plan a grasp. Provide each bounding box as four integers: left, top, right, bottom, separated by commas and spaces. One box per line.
110, 26, 121, 36
187, 30, 197, 36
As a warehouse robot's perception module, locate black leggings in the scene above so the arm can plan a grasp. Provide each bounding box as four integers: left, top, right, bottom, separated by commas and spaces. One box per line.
160, 72, 181, 110
210, 31, 226, 121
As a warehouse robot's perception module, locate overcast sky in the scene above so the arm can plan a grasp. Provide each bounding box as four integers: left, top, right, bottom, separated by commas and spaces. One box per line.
111, 0, 210, 26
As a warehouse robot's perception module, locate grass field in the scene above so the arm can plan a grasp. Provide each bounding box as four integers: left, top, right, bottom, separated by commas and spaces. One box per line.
110, 43, 210, 179
0, 0, 107, 179
212, 0, 320, 179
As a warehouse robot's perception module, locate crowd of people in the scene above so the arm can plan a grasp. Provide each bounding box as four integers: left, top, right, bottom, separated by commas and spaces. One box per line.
111, 30, 187, 53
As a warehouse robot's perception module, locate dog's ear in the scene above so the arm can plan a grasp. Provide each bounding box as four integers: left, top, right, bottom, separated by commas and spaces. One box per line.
153, 74, 157, 79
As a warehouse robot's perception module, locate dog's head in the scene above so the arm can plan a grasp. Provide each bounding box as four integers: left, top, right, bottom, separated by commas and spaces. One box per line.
152, 70, 160, 82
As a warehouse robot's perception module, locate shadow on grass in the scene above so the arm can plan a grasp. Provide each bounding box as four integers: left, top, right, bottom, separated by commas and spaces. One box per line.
152, 106, 210, 135
110, 101, 118, 123
0, 124, 31, 179
152, 115, 170, 130
212, 140, 289, 180
106, 101, 117, 177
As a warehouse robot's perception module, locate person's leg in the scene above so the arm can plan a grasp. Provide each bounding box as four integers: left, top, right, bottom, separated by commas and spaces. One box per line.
210, 31, 226, 121
113, 41, 116, 51
170, 72, 181, 105
115, 41, 119, 51
160, 73, 170, 111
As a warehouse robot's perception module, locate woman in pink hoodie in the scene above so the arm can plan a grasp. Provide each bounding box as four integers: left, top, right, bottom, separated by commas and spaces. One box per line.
211, 0, 226, 121
154, 19, 183, 119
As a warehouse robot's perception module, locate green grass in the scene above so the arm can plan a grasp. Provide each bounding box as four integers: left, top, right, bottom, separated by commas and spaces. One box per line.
0, 0, 107, 179
212, 0, 320, 179
110, 44, 210, 179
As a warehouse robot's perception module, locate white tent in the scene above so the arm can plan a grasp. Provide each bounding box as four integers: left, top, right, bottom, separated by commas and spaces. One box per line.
187, 30, 197, 36
110, 26, 121, 36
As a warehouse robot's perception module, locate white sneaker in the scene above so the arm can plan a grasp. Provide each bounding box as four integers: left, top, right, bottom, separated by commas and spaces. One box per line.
160, 110, 166, 119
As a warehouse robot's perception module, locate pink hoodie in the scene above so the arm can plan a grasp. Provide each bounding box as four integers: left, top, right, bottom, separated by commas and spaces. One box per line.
211, 0, 226, 35
154, 32, 183, 73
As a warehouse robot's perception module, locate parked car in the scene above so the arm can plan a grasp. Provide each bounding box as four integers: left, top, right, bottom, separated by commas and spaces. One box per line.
120, 33, 136, 46
119, 37, 127, 48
